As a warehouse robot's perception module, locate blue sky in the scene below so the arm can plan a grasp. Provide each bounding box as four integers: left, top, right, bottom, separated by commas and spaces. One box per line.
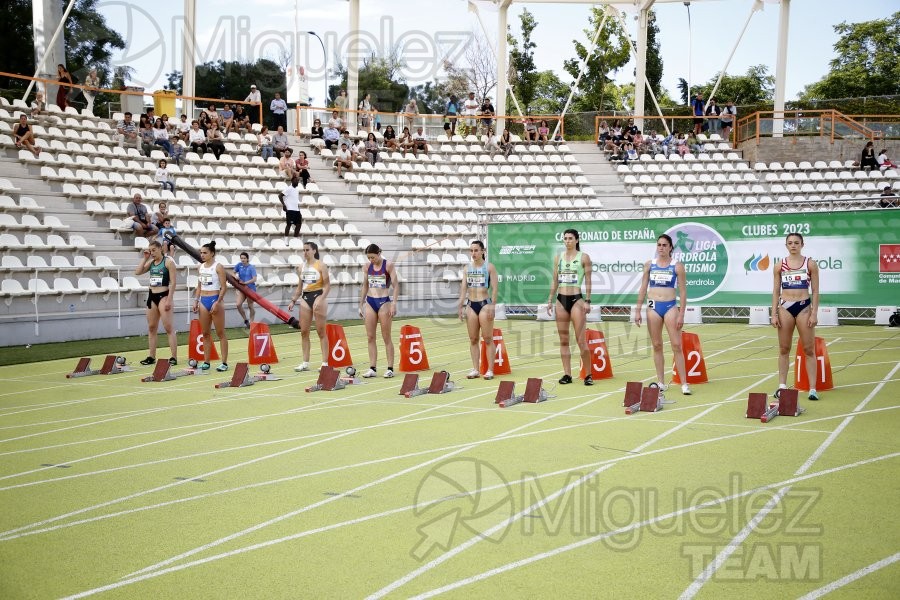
96, 0, 898, 106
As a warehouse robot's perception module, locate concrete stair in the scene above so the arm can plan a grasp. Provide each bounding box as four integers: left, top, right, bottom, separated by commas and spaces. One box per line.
564, 141, 633, 209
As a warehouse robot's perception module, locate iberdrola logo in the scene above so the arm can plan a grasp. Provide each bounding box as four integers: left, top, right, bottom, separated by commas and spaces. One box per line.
664, 222, 729, 302
744, 254, 771, 273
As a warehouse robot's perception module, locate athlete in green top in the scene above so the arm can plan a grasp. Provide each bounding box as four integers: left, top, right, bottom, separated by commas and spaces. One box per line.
548, 228, 593, 385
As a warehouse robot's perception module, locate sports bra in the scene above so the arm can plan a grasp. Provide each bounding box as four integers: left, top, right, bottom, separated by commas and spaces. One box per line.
301, 260, 323, 291
466, 262, 490, 288
648, 260, 677, 288
557, 252, 584, 287
367, 260, 391, 289
781, 257, 810, 290
198, 263, 220, 291
148, 258, 169, 288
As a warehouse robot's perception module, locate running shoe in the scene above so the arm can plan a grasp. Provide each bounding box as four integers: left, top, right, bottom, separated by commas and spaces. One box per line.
216, 363, 228, 372
483, 371, 494, 380
808, 389, 819, 401
559, 374, 573, 384
168, 357, 177, 366
383, 368, 394, 379
466, 369, 480, 379
362, 368, 377, 378
140, 356, 155, 366
200, 362, 211, 371
682, 384, 691, 395
294, 362, 309, 372
584, 375, 593, 386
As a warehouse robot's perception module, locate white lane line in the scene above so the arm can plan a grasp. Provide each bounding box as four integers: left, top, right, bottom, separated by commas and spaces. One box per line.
59, 451, 900, 600
678, 359, 900, 600
796, 552, 900, 599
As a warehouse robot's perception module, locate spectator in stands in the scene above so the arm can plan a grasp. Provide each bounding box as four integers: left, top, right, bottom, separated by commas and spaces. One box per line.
596, 120, 609, 146
155, 159, 175, 192
156, 218, 177, 256
81, 67, 100, 115
548, 228, 593, 386
334, 142, 354, 178
397, 126, 414, 155
484, 127, 501, 156
220, 104, 235, 134
720, 101, 737, 138
687, 132, 702, 155
193, 241, 229, 372
56, 64, 73, 110
278, 176, 302, 237
334, 89, 349, 122
537, 120, 550, 145
328, 109, 343, 131
206, 122, 226, 160
412, 126, 429, 158
161, 114, 177, 138
624, 143, 638, 164
459, 240, 498, 380
288, 241, 330, 372
136, 240, 178, 367
233, 105, 250, 132
145, 107, 156, 124
661, 131, 674, 157
705, 99, 721, 134
127, 193, 157, 237
498, 129, 514, 158
860, 141, 879, 170
309, 119, 324, 154
273, 125, 290, 157
279, 148, 297, 180
350, 136, 367, 164
611, 120, 623, 141
876, 149, 896, 171
323, 122, 340, 150
480, 97, 495, 135
676, 133, 689, 157
234, 251, 257, 328
359, 243, 400, 379
403, 98, 419, 131
364, 132, 380, 166
444, 94, 460, 136
30, 91, 45, 118
624, 118, 638, 138
244, 84, 261, 125
880, 186, 898, 208
153, 118, 175, 156
691, 92, 705, 135
359, 93, 372, 130
116, 112, 139, 151
338, 130, 354, 153
188, 120, 207, 156
270, 92, 288, 131
296, 151, 314, 188
14, 114, 41, 157
257, 126, 274, 160
198, 111, 212, 134
632, 130, 645, 153
382, 125, 398, 151
463, 91, 479, 133
139, 119, 156, 157
152, 201, 171, 228
177, 114, 190, 142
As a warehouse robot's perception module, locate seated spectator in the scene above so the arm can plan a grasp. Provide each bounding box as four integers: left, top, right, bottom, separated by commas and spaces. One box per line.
198, 111, 212, 134
156, 159, 175, 192
323, 124, 340, 150
661, 132, 674, 156
597, 120, 609, 146
687, 132, 702, 155
338, 129, 353, 150
30, 91, 46, 119
876, 149, 897, 171
334, 142, 353, 178
116, 112, 139, 150
328, 109, 343, 131
153, 118, 175, 156
206, 122, 226, 160
309, 119, 324, 153
351, 137, 367, 163
624, 143, 638, 163
161, 114, 178, 138
602, 138, 619, 156
233, 105, 250, 132
273, 125, 290, 158
14, 114, 41, 157
484, 128, 501, 155
498, 129, 514, 158
258, 126, 274, 160
188, 120, 207, 156
523, 117, 537, 142
675, 133, 689, 157
169, 141, 185, 167
279, 148, 297, 180
382, 125, 398, 151
632, 131, 644, 151
139, 120, 156, 157
537, 120, 550, 145
127, 193, 157, 237
220, 104, 235, 134
625, 118, 639, 137
152, 200, 171, 227
880, 186, 898, 208
364, 132, 380, 165
295, 151, 314, 188
203, 104, 218, 122
611, 121, 623, 141
861, 141, 879, 170
177, 114, 190, 142
411, 126, 429, 157
156, 217, 177, 256
398, 126, 413, 155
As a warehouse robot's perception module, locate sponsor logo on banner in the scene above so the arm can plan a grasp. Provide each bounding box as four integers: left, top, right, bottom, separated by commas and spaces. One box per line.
879, 244, 900, 273
664, 223, 729, 302
499, 245, 536, 256
743, 254, 771, 273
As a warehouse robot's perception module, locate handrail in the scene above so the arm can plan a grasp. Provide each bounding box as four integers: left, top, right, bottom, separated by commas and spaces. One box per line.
734, 108, 882, 145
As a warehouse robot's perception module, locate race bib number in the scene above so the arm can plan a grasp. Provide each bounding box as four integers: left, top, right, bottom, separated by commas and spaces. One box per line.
650, 271, 673, 285
781, 271, 807, 286
368, 274, 387, 288
301, 268, 319, 284
466, 272, 486, 287
200, 274, 213, 286
558, 270, 577, 285
149, 275, 163, 286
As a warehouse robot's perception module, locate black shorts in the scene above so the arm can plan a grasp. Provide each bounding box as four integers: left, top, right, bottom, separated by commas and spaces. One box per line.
557, 293, 583, 314
147, 290, 169, 309
302, 290, 323, 309
693, 118, 704, 125
285, 210, 301, 225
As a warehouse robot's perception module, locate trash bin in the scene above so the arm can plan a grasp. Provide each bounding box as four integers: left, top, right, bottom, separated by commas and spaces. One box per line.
120, 86, 144, 115
153, 90, 177, 116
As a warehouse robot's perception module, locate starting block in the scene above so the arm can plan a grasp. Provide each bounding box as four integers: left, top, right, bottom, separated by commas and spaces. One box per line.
625, 384, 663, 414
67, 355, 130, 378
305, 366, 346, 392
749, 389, 805, 423
141, 359, 206, 382
622, 381, 642, 409
403, 371, 455, 398
214, 363, 282, 388
495, 381, 519, 407
496, 378, 549, 408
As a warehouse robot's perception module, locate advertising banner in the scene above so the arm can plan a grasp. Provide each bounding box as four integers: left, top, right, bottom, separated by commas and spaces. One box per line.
487, 210, 900, 306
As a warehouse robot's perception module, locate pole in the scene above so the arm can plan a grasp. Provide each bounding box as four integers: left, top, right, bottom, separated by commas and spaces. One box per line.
22, 0, 78, 103
308, 32, 327, 109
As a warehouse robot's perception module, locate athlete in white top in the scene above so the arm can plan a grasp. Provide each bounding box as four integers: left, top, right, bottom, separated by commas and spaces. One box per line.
193, 241, 229, 371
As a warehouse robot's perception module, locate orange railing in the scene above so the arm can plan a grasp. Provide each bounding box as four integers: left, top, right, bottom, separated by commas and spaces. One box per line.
735, 109, 882, 146
593, 115, 736, 146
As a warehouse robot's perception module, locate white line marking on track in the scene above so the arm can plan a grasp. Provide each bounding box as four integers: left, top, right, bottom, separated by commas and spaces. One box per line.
796, 552, 900, 599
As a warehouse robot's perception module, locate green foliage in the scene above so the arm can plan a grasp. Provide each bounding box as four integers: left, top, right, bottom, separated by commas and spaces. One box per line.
330, 54, 410, 113
530, 70, 569, 115
692, 65, 775, 105
194, 59, 286, 121
507, 9, 540, 113
800, 12, 900, 100
645, 10, 664, 100
563, 7, 630, 112
164, 71, 183, 96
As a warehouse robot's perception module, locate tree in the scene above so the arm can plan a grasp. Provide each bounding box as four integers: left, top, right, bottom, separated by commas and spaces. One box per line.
507, 9, 539, 113
563, 7, 630, 112
697, 65, 775, 105
800, 12, 900, 100
530, 70, 569, 115
330, 54, 410, 113
645, 10, 664, 101
194, 59, 286, 122
464, 30, 497, 102
0, 0, 124, 96
163, 71, 183, 96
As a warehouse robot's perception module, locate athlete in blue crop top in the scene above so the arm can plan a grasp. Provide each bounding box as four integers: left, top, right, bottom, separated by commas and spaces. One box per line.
635, 234, 690, 396
771, 232, 820, 401
359, 243, 400, 378
459, 240, 498, 379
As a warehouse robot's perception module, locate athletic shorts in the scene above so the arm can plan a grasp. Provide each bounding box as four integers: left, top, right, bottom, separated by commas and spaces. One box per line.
468, 299, 491, 316
301, 290, 323, 309
556, 293, 583, 314
199, 295, 219, 312
366, 296, 391, 313
146, 290, 169, 309
648, 298, 677, 319
285, 210, 301, 225
780, 298, 811, 318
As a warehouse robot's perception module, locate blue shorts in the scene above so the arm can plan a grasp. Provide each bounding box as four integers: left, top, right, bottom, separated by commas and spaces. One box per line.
366, 296, 391, 313
199, 295, 219, 312
648, 299, 677, 319
780, 298, 811, 318
468, 299, 491, 315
